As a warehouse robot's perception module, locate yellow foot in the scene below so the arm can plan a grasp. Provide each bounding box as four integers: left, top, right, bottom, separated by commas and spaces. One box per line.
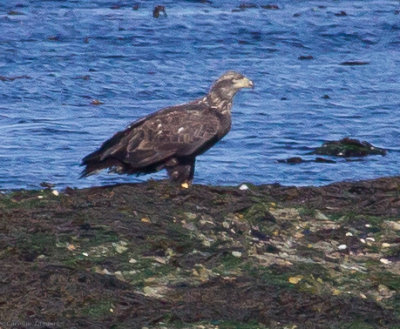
181, 182, 190, 189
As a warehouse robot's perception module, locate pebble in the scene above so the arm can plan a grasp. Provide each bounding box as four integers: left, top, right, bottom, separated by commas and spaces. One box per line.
239, 184, 249, 190
380, 258, 392, 265
232, 251, 242, 258
222, 221, 230, 229
288, 275, 303, 284
345, 232, 353, 237
114, 271, 125, 281
360, 238, 366, 244
67, 243, 76, 251
112, 242, 128, 254
184, 212, 197, 220
141, 217, 151, 223
381, 243, 391, 248
315, 210, 329, 220
338, 244, 347, 250
38, 195, 44, 199
102, 268, 112, 275
366, 237, 375, 242
52, 190, 59, 196
82, 252, 89, 256
202, 240, 211, 247
384, 221, 400, 231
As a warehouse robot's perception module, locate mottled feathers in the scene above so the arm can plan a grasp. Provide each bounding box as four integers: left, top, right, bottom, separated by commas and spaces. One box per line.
81, 71, 253, 183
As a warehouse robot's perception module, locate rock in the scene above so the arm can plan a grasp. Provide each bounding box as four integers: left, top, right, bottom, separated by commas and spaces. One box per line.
91, 99, 103, 105
40, 182, 55, 189
184, 212, 197, 220
0, 75, 31, 82
192, 264, 211, 282
311, 137, 386, 157
315, 210, 329, 220
261, 4, 279, 10
112, 241, 129, 254
153, 5, 167, 18
278, 157, 336, 164
278, 157, 303, 164
239, 3, 258, 9
380, 258, 392, 264
383, 221, 400, 231
232, 251, 242, 258
141, 217, 151, 223
315, 157, 336, 163
335, 10, 347, 16
8, 10, 24, 15
340, 61, 369, 66
298, 55, 313, 60
288, 275, 303, 284
239, 184, 249, 190
338, 244, 347, 250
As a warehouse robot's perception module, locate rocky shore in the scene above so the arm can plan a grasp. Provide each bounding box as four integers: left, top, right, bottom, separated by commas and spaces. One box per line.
1, 177, 400, 329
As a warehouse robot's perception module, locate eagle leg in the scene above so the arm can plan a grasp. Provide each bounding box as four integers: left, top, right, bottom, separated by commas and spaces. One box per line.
166, 159, 195, 184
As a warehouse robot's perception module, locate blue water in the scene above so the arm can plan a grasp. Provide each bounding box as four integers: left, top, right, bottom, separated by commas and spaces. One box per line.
1, 0, 400, 190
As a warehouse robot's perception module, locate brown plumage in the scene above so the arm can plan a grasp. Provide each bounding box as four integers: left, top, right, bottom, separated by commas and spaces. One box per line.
80, 71, 253, 183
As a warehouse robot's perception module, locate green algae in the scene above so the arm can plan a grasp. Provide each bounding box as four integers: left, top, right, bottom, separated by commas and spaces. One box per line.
1, 179, 400, 328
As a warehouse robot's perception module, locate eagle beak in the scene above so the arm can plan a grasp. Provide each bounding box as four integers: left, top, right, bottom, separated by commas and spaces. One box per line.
246, 78, 254, 89
235, 77, 254, 89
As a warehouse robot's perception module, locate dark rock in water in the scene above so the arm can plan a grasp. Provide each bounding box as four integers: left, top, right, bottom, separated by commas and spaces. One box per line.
298, 55, 314, 60
311, 137, 386, 157
335, 11, 347, 16
278, 157, 303, 164
278, 157, 336, 164
40, 182, 55, 189
239, 3, 258, 9
315, 157, 336, 163
322, 94, 330, 99
233, 3, 258, 11
340, 61, 369, 66
153, 5, 167, 18
8, 10, 25, 15
261, 4, 279, 10
0, 75, 31, 81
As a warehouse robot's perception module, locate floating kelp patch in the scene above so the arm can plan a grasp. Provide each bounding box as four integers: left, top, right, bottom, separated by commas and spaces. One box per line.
311, 137, 386, 157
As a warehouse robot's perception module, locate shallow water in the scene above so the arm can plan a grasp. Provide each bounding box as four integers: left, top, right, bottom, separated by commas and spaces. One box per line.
1, 0, 400, 190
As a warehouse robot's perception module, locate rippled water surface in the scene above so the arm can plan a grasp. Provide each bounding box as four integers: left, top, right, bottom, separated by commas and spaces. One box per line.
1, 0, 400, 190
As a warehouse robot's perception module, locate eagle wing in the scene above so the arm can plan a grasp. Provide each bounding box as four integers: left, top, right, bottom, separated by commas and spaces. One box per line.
82, 101, 222, 173
123, 107, 221, 168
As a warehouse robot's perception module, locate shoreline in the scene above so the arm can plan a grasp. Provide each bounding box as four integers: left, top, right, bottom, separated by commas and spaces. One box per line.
1, 176, 400, 328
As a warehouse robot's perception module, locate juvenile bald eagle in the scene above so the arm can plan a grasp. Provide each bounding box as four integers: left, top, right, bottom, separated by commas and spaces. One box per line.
80, 71, 253, 183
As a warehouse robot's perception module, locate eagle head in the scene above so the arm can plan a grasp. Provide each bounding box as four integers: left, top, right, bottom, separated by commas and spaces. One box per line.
208, 71, 253, 103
